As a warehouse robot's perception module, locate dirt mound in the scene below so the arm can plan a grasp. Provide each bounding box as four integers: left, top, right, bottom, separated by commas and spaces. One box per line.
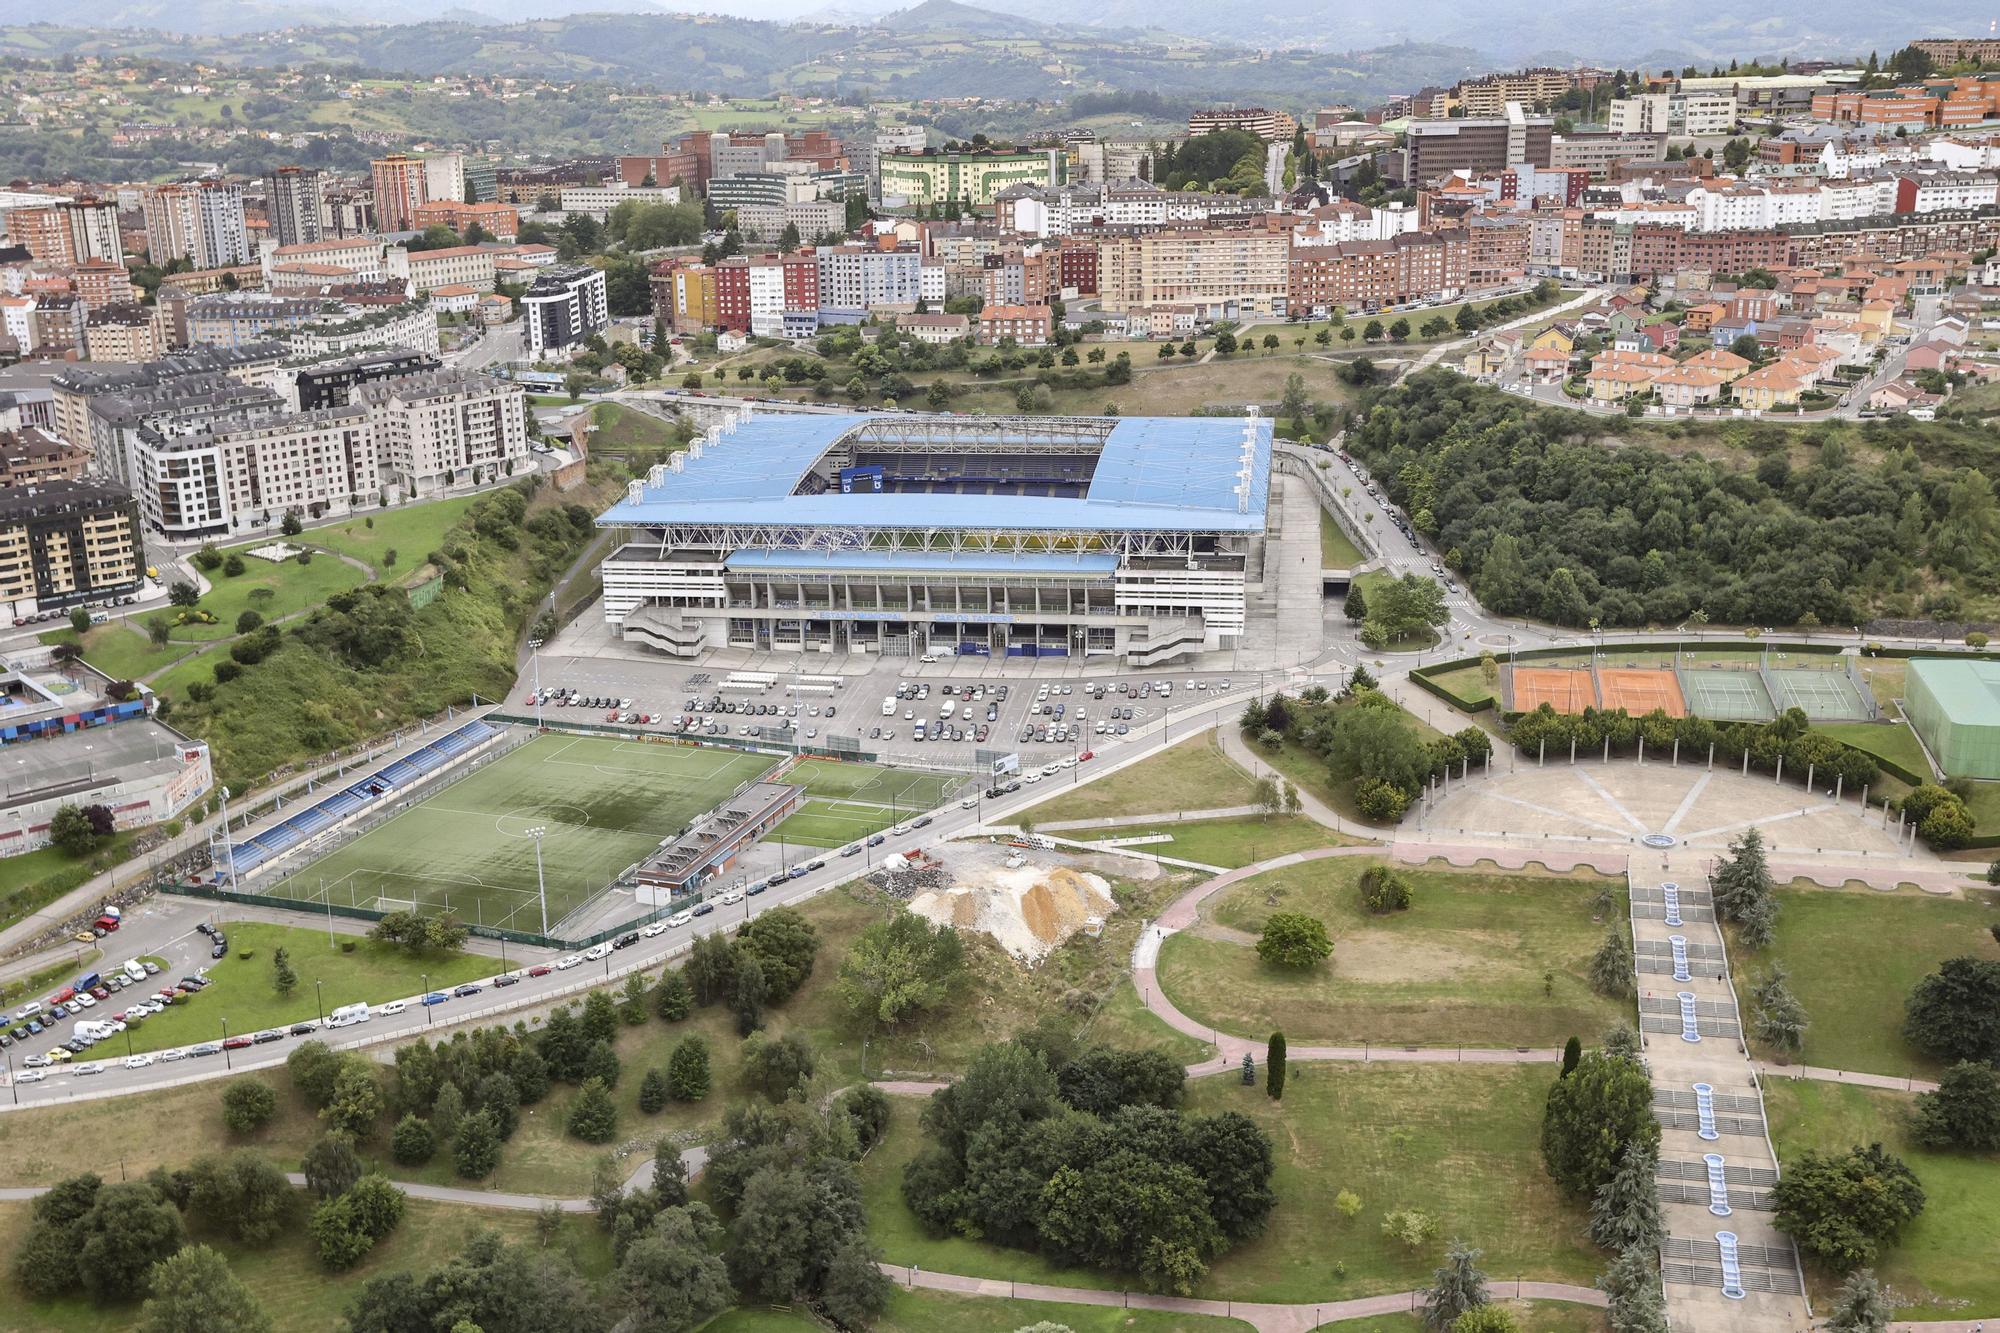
910, 848, 1116, 963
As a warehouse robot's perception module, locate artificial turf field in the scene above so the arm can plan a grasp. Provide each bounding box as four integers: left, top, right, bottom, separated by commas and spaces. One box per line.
786, 759, 960, 809
266, 736, 776, 931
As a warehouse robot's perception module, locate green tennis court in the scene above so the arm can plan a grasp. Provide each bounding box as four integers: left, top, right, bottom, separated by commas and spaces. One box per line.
266, 736, 776, 931
787, 759, 961, 810
1677, 667, 1776, 722
1766, 668, 1872, 721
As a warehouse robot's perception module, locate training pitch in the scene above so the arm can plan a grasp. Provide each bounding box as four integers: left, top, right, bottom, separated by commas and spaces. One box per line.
267, 736, 776, 931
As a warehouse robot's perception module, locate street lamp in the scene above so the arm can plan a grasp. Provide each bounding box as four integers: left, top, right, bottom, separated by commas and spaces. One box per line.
219, 786, 238, 885
221, 1018, 231, 1070
526, 827, 549, 935
422, 973, 431, 1024
315, 979, 324, 1025
528, 638, 545, 729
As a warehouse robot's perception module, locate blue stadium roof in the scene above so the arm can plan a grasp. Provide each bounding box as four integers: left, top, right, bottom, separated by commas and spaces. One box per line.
597, 412, 1272, 533
725, 550, 1120, 575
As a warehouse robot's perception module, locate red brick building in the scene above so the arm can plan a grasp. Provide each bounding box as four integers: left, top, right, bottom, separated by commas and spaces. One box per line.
1287, 229, 1469, 314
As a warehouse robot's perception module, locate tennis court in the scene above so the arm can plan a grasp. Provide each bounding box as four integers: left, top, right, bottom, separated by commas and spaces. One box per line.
1597, 667, 1688, 718
266, 735, 777, 931
787, 759, 961, 811
1767, 667, 1873, 721
1506, 666, 1598, 714
1676, 666, 1776, 722
768, 798, 902, 849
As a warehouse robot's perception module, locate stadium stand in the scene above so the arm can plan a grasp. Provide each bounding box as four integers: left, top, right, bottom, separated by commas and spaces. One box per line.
221, 720, 499, 878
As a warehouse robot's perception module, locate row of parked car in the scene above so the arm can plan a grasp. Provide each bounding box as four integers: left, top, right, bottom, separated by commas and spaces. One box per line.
5, 959, 167, 1049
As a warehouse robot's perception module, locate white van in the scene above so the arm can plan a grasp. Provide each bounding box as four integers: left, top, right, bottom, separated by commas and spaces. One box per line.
122, 960, 147, 983
881, 697, 897, 716
327, 1002, 371, 1028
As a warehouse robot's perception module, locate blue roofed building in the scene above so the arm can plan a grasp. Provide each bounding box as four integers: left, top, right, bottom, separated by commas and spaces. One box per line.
595, 407, 1272, 665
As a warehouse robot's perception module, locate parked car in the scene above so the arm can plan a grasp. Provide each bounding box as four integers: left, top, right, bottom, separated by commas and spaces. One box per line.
451, 983, 483, 998
420, 992, 450, 1007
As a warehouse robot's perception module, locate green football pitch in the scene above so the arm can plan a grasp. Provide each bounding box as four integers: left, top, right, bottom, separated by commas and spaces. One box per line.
787, 759, 960, 809
266, 735, 776, 931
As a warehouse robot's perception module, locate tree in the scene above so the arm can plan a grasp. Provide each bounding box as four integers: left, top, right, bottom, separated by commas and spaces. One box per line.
609, 1204, 734, 1333
431, 1082, 466, 1142
1267, 1032, 1286, 1100
1904, 957, 2000, 1064
146, 615, 172, 648
302, 1132, 363, 1199
839, 913, 967, 1026
70, 606, 92, 636
1541, 1051, 1660, 1197
582, 990, 619, 1045
1344, 577, 1368, 622
222, 1080, 277, 1134
733, 955, 769, 1035
654, 970, 693, 1021
736, 908, 820, 1003
668, 1035, 711, 1102
280, 509, 304, 537
727, 1160, 872, 1305
391, 1114, 436, 1166
186, 1152, 292, 1245
742, 1030, 816, 1101
1912, 1061, 2000, 1151
1360, 865, 1413, 913
1589, 1140, 1663, 1251
1588, 927, 1634, 998
685, 934, 737, 1006
1598, 1244, 1667, 1333
138, 1245, 271, 1333
568, 1077, 619, 1143
1773, 1142, 1925, 1272
168, 581, 199, 607
452, 1108, 501, 1179
1751, 966, 1809, 1057
619, 972, 650, 1025
1364, 573, 1449, 645
271, 947, 297, 997
79, 1181, 186, 1302
1826, 1268, 1892, 1333
1423, 1243, 1490, 1332
48, 803, 100, 856
821, 1235, 894, 1327
1256, 913, 1334, 969
323, 1062, 385, 1139
1561, 1036, 1582, 1078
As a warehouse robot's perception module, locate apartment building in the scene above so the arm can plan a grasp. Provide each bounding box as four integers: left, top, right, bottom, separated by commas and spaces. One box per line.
651, 258, 717, 336
370, 154, 430, 233
521, 265, 610, 357
637, 130, 846, 193
84, 303, 170, 363
409, 200, 520, 243
1287, 228, 1470, 315
353, 369, 529, 497
186, 295, 330, 351
1187, 108, 1300, 142
0, 480, 144, 615
194, 408, 380, 532
0, 428, 89, 488
1404, 105, 1555, 183
292, 350, 440, 411
976, 304, 1053, 346
142, 182, 251, 269
1003, 181, 1269, 238
287, 300, 441, 361
264, 166, 325, 248
72, 260, 136, 311
262, 236, 394, 284
879, 149, 1063, 207
30, 296, 86, 360
980, 247, 1056, 308
4, 198, 122, 266
1094, 228, 1291, 318
403, 245, 497, 295
894, 313, 969, 345
1607, 93, 1737, 136
424, 153, 466, 205
813, 245, 922, 323
1456, 69, 1579, 117
1548, 132, 1672, 179
713, 253, 818, 338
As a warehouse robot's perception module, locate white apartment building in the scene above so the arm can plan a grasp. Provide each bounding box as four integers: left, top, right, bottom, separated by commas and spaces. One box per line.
521, 265, 609, 358
1901, 172, 2000, 213
261, 236, 394, 284
1607, 93, 1737, 136
424, 153, 466, 205
1289, 200, 1421, 247
814, 246, 922, 321
920, 259, 946, 304
136, 407, 378, 538
288, 301, 442, 360
1004, 182, 1268, 239
402, 245, 497, 294
143, 182, 250, 269
354, 369, 529, 496
557, 184, 682, 218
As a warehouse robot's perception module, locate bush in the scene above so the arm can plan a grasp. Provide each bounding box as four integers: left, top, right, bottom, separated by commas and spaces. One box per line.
221, 1080, 277, 1134
1353, 778, 1410, 823
1359, 865, 1412, 913
1381, 1208, 1439, 1249
390, 1114, 436, 1166
638, 1068, 670, 1114
1772, 1142, 1925, 1272
223, 554, 246, 578
1255, 913, 1333, 969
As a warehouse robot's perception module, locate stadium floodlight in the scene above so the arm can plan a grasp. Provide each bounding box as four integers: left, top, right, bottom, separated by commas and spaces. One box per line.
526, 826, 549, 935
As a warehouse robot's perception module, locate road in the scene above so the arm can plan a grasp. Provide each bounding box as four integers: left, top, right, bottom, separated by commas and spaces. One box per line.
447, 321, 521, 373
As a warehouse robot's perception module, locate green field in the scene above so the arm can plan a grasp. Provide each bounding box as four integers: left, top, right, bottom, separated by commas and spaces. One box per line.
77, 921, 495, 1058
268, 735, 775, 931
1320, 507, 1364, 568
1766, 1078, 2000, 1318
304, 497, 480, 576
36, 621, 190, 680
1745, 882, 2000, 1078
1079, 815, 1358, 868
706, 1289, 1256, 1332
1157, 859, 1628, 1047
1018, 732, 1258, 825
786, 758, 959, 810
588, 402, 685, 454
175, 543, 371, 641
769, 797, 900, 849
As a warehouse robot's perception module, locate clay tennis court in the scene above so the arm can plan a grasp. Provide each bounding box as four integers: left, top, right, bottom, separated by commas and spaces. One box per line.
1506, 666, 1598, 713
1597, 668, 1687, 718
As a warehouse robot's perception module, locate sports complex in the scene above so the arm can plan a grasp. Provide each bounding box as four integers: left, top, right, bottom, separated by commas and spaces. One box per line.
595, 408, 1273, 667
1498, 653, 1878, 723
216, 725, 962, 939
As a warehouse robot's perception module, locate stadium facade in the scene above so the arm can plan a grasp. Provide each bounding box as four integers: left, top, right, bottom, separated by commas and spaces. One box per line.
595, 409, 1273, 665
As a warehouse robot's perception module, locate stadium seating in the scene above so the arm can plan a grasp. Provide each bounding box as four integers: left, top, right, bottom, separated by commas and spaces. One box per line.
221, 720, 498, 878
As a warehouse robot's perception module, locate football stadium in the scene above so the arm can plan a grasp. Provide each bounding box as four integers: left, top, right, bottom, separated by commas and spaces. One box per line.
595, 408, 1273, 666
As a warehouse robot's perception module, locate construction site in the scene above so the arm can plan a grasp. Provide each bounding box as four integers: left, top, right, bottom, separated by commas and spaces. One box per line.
867, 840, 1118, 963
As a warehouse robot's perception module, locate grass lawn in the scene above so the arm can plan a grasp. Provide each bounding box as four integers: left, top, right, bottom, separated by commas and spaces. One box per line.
588, 402, 685, 453
707, 1290, 1257, 1332
1018, 733, 1258, 825
176, 545, 371, 641
104, 921, 496, 1056
1743, 881, 2000, 1078
1157, 858, 1628, 1047
36, 622, 190, 679
1323, 1306, 1605, 1332
1080, 977, 1214, 1065
1079, 815, 1361, 868
1420, 663, 1497, 710
0, 1194, 611, 1332
1238, 290, 1583, 348
769, 798, 899, 849
0, 835, 137, 935
145, 644, 226, 698
265, 734, 777, 929
787, 759, 961, 810
860, 1064, 1601, 1305
1319, 508, 1364, 568
1764, 1078, 2000, 1319
305, 496, 479, 576
1815, 720, 1931, 781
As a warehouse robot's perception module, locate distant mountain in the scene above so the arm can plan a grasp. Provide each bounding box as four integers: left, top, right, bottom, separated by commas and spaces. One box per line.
877, 0, 1049, 37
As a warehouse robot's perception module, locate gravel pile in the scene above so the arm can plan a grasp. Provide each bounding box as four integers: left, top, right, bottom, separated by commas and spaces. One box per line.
866, 865, 952, 901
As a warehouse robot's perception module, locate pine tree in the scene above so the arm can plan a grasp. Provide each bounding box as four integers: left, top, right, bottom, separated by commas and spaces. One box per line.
654, 970, 692, 1022
567, 1077, 619, 1144
1422, 1243, 1489, 1332
1241, 1051, 1255, 1085
1712, 827, 1772, 921
1751, 966, 1809, 1056
667, 1035, 711, 1102
271, 948, 296, 997
1827, 1267, 1891, 1332
638, 1068, 670, 1114
1561, 1036, 1582, 1078
1589, 927, 1635, 998
1589, 1141, 1663, 1251
1266, 1032, 1286, 1100
1736, 892, 1779, 950
452, 1108, 500, 1179
1598, 1245, 1667, 1333
1601, 1025, 1642, 1064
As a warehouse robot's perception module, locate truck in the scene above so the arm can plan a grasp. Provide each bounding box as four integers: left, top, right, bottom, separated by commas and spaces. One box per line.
326, 1003, 371, 1028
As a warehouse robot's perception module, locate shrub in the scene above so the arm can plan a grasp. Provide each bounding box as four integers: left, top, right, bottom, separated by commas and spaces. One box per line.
1353, 778, 1409, 822
390, 1114, 435, 1166
222, 1080, 277, 1134
1359, 865, 1412, 913
567, 1077, 619, 1143
1381, 1208, 1439, 1249
1256, 913, 1333, 969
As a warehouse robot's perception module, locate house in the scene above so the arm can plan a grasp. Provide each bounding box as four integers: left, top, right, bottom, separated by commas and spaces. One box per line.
1528, 323, 1578, 357
1731, 362, 1808, 411
716, 329, 749, 352
1683, 301, 1726, 334
1904, 341, 1952, 373
1711, 316, 1757, 348
1523, 345, 1574, 383
1585, 361, 1659, 402
1683, 347, 1753, 381
1461, 334, 1517, 378
1594, 348, 1675, 373
1930, 315, 1970, 346
1869, 379, 1928, 411
1604, 308, 1646, 338
1639, 322, 1681, 352
1653, 363, 1732, 408
895, 312, 970, 345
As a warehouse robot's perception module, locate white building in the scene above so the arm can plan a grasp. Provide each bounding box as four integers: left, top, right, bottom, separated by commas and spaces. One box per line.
424, 152, 466, 205
355, 368, 530, 497
814, 245, 922, 322
521, 265, 609, 358
136, 407, 378, 537
557, 183, 683, 218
